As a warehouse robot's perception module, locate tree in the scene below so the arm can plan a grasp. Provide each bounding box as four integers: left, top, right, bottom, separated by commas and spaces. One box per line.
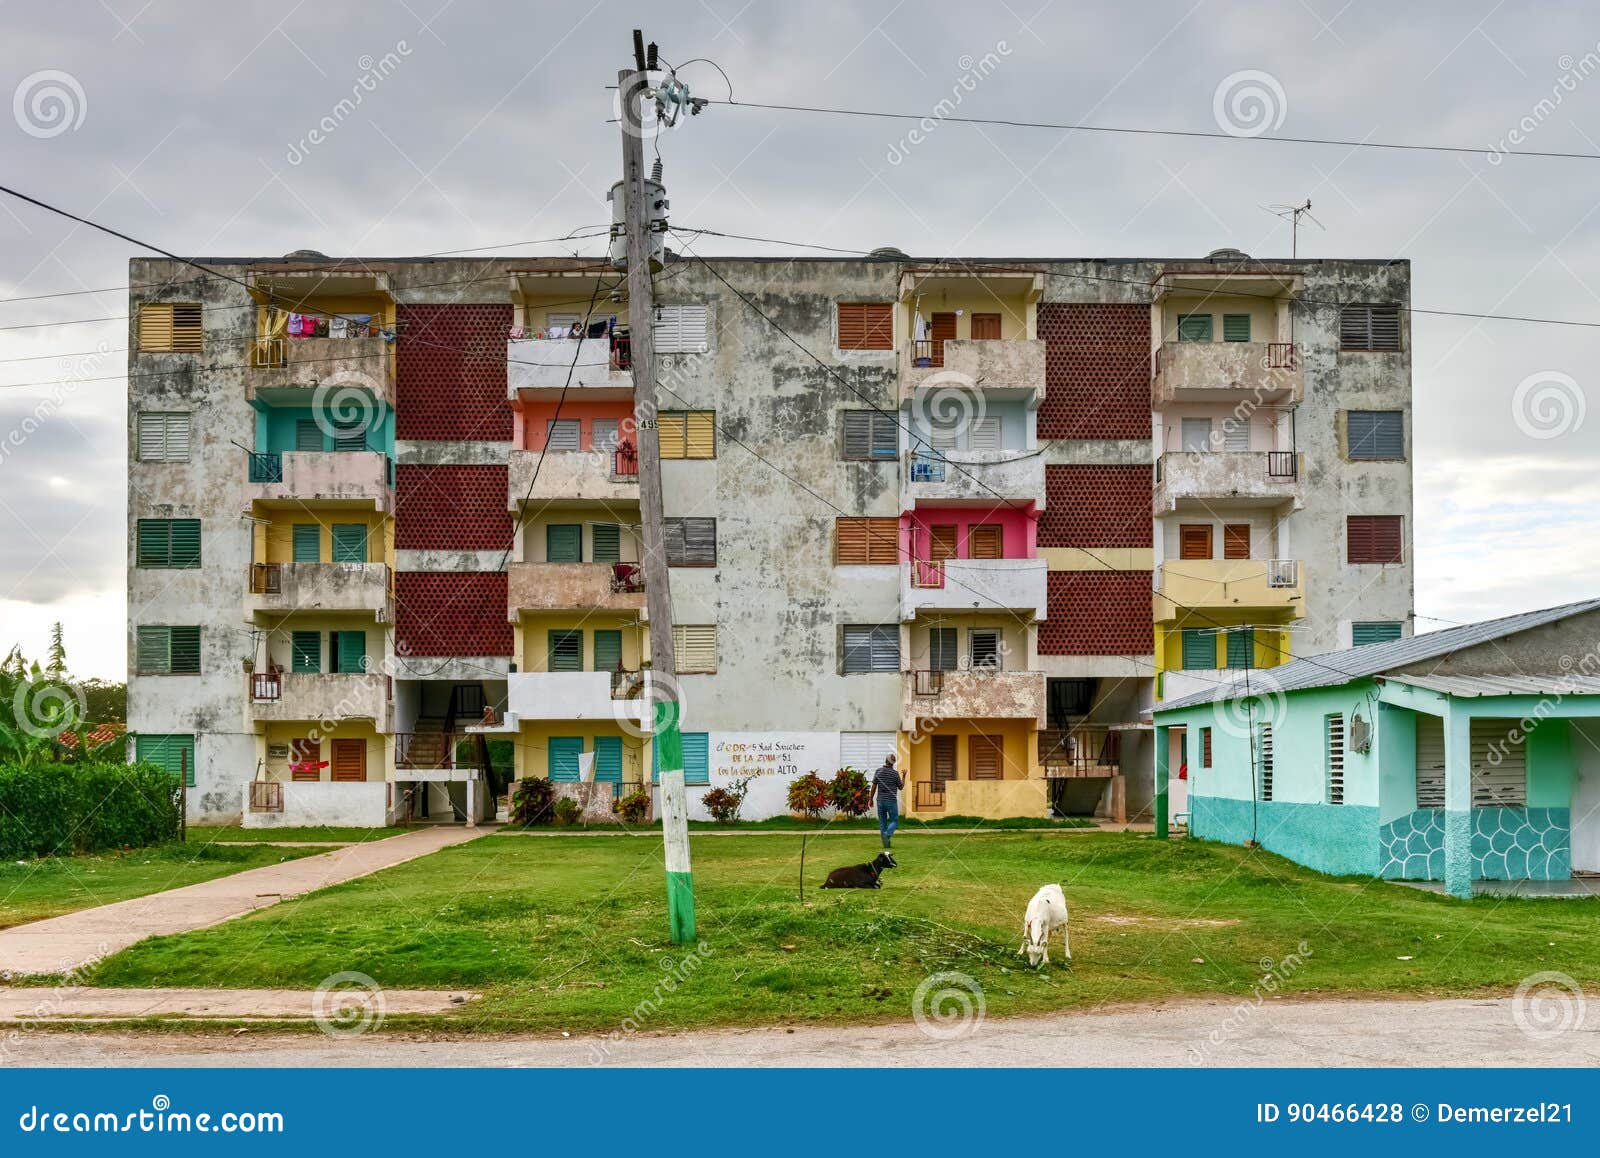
46, 622, 66, 676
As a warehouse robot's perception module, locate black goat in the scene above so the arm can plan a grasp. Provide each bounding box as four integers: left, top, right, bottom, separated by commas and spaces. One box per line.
820, 851, 897, 889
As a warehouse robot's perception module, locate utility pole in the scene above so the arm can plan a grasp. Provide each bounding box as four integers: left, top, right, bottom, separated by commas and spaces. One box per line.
618, 35, 695, 944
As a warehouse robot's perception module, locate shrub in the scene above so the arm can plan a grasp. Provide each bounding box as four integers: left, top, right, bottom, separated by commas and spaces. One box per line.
702, 776, 752, 824
509, 777, 556, 826
552, 796, 583, 827
786, 771, 830, 819
829, 767, 872, 817
613, 787, 651, 824
0, 760, 181, 859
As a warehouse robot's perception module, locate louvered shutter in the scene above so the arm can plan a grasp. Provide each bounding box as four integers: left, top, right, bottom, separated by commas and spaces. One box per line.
1177, 314, 1213, 342
968, 524, 1003, 559
970, 630, 1000, 669
138, 412, 191, 461
655, 304, 709, 353
330, 739, 366, 782
156, 520, 201, 568
1221, 419, 1250, 452
932, 735, 957, 782
137, 304, 174, 352
1225, 628, 1253, 669
1352, 621, 1403, 646
136, 733, 195, 785
929, 525, 958, 562
169, 626, 201, 674
684, 412, 716, 459
547, 524, 583, 563
838, 303, 893, 350
1181, 418, 1213, 452
593, 630, 623, 674
1471, 719, 1527, 806
1201, 727, 1213, 767
334, 631, 366, 674
332, 421, 365, 452
591, 522, 621, 564
170, 304, 203, 351
549, 737, 583, 782
1347, 411, 1404, 460
136, 520, 168, 568
548, 631, 583, 672
836, 517, 868, 564
1340, 305, 1402, 351
870, 413, 897, 459
331, 524, 367, 563
591, 419, 620, 453
546, 419, 580, 451
840, 732, 895, 770
291, 739, 321, 781
842, 411, 873, 460
843, 625, 898, 673
1223, 524, 1250, 560
1258, 724, 1275, 801
665, 517, 716, 566
1347, 516, 1403, 564
865, 518, 898, 564
592, 736, 623, 784
928, 627, 958, 671
1326, 714, 1346, 805
969, 417, 1001, 452
653, 732, 710, 785
673, 624, 717, 673
136, 627, 169, 674
1223, 314, 1252, 342
969, 735, 1003, 780
1369, 306, 1401, 350
291, 631, 321, 673
137, 303, 203, 353
292, 524, 321, 562
1179, 524, 1212, 560
657, 412, 687, 459
1181, 629, 1215, 670
1415, 716, 1446, 807
295, 420, 324, 452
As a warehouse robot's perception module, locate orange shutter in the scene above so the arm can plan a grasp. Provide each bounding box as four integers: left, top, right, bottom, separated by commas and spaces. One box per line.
838, 303, 894, 351
1222, 524, 1250, 560
330, 738, 366, 782
836, 517, 899, 564
932, 736, 958, 782
1347, 515, 1403, 564
970, 313, 1002, 340
929, 525, 959, 562
968, 735, 1003, 780
1179, 524, 1213, 560
968, 524, 1003, 559
290, 738, 320, 781
930, 312, 957, 366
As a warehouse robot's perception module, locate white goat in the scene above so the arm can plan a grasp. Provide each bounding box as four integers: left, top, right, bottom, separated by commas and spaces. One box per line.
1018, 883, 1070, 967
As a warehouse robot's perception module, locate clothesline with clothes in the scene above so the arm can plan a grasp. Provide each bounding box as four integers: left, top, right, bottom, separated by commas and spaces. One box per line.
284, 311, 394, 340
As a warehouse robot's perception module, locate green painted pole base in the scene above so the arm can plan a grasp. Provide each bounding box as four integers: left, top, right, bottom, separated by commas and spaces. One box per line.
666, 870, 696, 944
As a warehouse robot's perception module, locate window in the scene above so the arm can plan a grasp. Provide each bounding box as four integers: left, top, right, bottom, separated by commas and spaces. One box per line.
1347, 410, 1404, 460
928, 627, 958, 672
969, 629, 1000, 669
548, 630, 583, 672
1225, 628, 1254, 669
1221, 419, 1250, 452
967, 524, 1003, 560
136, 519, 201, 569
331, 524, 367, 563
1326, 714, 1345, 805
837, 302, 894, 351
655, 304, 709, 353
969, 734, 1004, 780
136, 303, 203, 353
928, 525, 959, 562
592, 736, 623, 784
331, 419, 365, 452
593, 630, 623, 674
1222, 314, 1251, 342
1176, 313, 1213, 342
840, 732, 896, 770
1347, 515, 1403, 564
330, 738, 366, 782
294, 419, 323, 452
1416, 717, 1527, 808
546, 523, 583, 563
592, 419, 621, 453
1180, 418, 1212, 452
134, 733, 195, 786
1352, 620, 1403, 646
658, 410, 716, 459
292, 524, 321, 563
664, 517, 716, 567
841, 411, 898, 461
969, 417, 1001, 452
842, 625, 899, 673
1178, 524, 1212, 560
653, 731, 710, 785
549, 736, 584, 783
545, 419, 581, 452
137, 412, 191, 462
135, 626, 200, 675
932, 735, 958, 782
291, 631, 321, 673
673, 624, 718, 673
289, 738, 320, 781
1339, 304, 1402, 351
835, 517, 899, 564
329, 630, 366, 674
1258, 723, 1274, 801
591, 522, 621, 564
1200, 726, 1213, 769
970, 313, 1002, 340
1181, 629, 1215, 670
1222, 524, 1250, 560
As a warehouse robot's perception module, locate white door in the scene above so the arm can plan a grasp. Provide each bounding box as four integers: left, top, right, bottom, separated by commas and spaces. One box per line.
1572, 721, 1600, 873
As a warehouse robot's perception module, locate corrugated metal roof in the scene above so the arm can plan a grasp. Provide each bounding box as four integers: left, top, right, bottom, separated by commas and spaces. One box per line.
1378, 673, 1600, 698
1154, 595, 1600, 714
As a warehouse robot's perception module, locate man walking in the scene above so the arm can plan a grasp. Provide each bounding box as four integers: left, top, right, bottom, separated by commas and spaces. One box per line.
869, 753, 903, 852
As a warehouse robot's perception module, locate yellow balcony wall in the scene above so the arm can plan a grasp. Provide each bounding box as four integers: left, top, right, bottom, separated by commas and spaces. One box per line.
509, 722, 650, 783
513, 613, 649, 673
257, 721, 390, 783
1152, 559, 1304, 622
900, 717, 1040, 817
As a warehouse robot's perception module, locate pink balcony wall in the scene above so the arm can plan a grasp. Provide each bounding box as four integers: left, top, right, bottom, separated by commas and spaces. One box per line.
901, 503, 1039, 562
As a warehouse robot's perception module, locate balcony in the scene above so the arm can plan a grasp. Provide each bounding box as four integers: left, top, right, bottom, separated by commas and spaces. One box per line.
903, 451, 1045, 510
507, 447, 638, 507
248, 337, 395, 405
1152, 558, 1304, 622
248, 671, 390, 726
901, 668, 1045, 732
500, 671, 652, 727
901, 557, 1048, 620
899, 339, 1045, 405
1151, 341, 1301, 406
1154, 451, 1302, 512
507, 337, 632, 398
246, 562, 391, 617
244, 450, 392, 509
507, 562, 646, 616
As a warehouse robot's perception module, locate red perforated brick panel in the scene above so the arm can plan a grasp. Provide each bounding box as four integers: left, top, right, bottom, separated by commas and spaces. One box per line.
395, 464, 512, 549
395, 572, 513, 657
1039, 464, 1151, 548
396, 303, 512, 440
1037, 303, 1150, 439
1038, 571, 1153, 655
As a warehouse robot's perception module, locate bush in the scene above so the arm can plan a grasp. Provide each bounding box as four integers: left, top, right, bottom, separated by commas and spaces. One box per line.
613, 787, 651, 824
552, 796, 583, 827
509, 777, 556, 826
829, 767, 872, 817
0, 761, 181, 859
702, 776, 751, 824
786, 771, 830, 819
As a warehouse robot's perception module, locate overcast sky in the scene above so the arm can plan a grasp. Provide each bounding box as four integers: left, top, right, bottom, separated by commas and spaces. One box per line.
2, 0, 1598, 679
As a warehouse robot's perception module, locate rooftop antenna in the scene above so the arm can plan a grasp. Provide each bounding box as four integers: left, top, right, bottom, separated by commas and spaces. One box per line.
1264, 199, 1323, 258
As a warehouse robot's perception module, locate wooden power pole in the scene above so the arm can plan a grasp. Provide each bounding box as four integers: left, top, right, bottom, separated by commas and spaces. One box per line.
618, 46, 695, 944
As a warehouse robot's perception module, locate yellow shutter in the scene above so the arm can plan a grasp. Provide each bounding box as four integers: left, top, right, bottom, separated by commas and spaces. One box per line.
138, 304, 174, 351
657, 412, 687, 459
673, 624, 717, 673
685, 411, 716, 459
138, 303, 203, 352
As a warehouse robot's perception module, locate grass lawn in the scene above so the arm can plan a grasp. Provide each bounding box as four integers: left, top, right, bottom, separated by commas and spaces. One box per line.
504, 815, 1098, 834
76, 831, 1600, 1033
0, 843, 325, 929
189, 826, 412, 844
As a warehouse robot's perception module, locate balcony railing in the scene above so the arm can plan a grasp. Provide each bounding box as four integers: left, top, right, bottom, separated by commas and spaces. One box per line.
1267, 559, 1299, 588
612, 443, 639, 479
609, 562, 646, 594
908, 452, 947, 483
1040, 728, 1122, 777
249, 563, 283, 595
249, 780, 284, 813
913, 780, 947, 811
249, 670, 282, 701
248, 452, 284, 483
610, 668, 644, 699
1266, 450, 1298, 479
910, 338, 947, 368
911, 560, 946, 588
1265, 342, 1299, 369
395, 731, 481, 772
914, 669, 944, 696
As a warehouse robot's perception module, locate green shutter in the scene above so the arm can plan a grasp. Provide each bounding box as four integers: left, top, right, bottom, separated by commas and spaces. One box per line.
593, 630, 623, 674
331, 524, 368, 563
1225, 628, 1254, 669
292, 524, 321, 562
332, 421, 366, 452
135, 733, 195, 786
549, 736, 584, 782
591, 523, 621, 564
1181, 629, 1216, 670
1352, 621, 1403, 646
169, 626, 201, 674
547, 524, 583, 563
1177, 314, 1213, 342
592, 736, 623, 784
169, 519, 201, 568
136, 520, 169, 568
548, 630, 583, 672
136, 627, 169, 674
295, 419, 324, 452
136, 519, 199, 568
1222, 314, 1251, 342
653, 731, 709, 785
334, 630, 366, 673
291, 631, 321, 673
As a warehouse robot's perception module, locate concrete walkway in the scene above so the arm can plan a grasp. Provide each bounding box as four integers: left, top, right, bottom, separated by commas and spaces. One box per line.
0, 987, 477, 1021
0, 826, 488, 977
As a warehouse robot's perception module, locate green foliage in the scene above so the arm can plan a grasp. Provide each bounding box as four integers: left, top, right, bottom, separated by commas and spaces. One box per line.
829, 767, 872, 816
80, 679, 127, 725
46, 622, 66, 676
612, 787, 651, 824
0, 761, 181, 859
552, 797, 583, 827
786, 771, 830, 818
510, 777, 556, 826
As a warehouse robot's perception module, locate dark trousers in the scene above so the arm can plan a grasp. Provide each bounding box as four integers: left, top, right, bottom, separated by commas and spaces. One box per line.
876, 795, 900, 848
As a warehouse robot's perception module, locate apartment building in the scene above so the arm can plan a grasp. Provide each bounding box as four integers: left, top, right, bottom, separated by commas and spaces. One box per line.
125, 249, 1413, 826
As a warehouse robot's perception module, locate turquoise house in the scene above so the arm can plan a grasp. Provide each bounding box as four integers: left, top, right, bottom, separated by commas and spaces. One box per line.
1150, 598, 1600, 897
